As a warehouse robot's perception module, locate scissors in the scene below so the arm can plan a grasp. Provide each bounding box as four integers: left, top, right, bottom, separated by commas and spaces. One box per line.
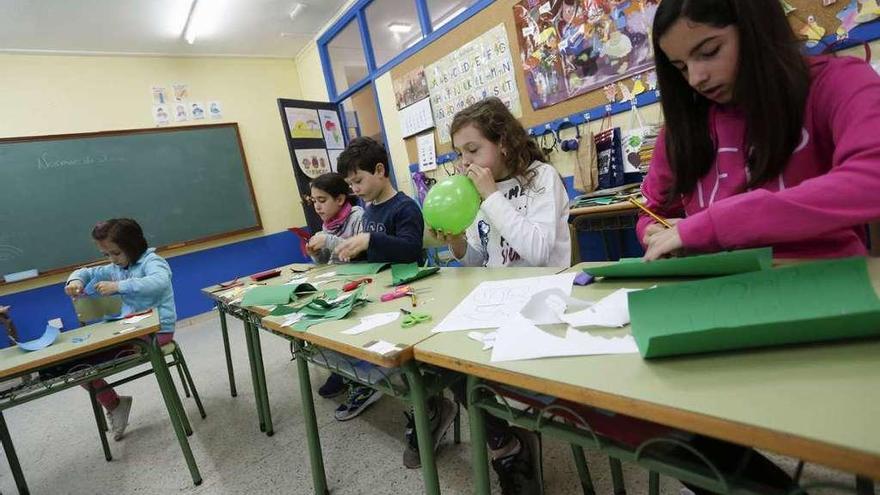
400, 308, 431, 328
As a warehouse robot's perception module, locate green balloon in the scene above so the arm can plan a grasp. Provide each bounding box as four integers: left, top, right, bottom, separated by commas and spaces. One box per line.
422, 175, 481, 235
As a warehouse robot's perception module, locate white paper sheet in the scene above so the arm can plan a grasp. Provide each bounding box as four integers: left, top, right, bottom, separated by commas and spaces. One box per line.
490, 318, 638, 362
556, 288, 637, 328
432, 273, 577, 333
342, 312, 400, 335
467, 331, 498, 350
122, 314, 151, 324
364, 340, 402, 356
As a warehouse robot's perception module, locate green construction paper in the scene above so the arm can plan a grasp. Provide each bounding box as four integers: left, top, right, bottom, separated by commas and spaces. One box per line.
390, 263, 440, 286
629, 257, 880, 358
291, 286, 368, 331
336, 263, 390, 275
240, 286, 296, 306
269, 305, 299, 316
586, 247, 773, 278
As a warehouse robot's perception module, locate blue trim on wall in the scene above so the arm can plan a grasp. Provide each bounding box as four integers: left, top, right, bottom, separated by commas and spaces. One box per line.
0, 230, 310, 347
414, 0, 433, 40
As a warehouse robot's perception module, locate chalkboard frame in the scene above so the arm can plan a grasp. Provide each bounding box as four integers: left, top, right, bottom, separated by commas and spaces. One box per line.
0, 122, 262, 286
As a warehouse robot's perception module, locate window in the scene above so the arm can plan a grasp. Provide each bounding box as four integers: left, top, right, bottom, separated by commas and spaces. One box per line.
426, 0, 478, 30
327, 19, 369, 95
365, 0, 424, 68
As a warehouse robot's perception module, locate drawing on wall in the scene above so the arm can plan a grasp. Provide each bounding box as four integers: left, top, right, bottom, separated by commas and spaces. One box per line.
285, 108, 323, 139
174, 103, 188, 122
327, 149, 344, 172
172, 83, 190, 102
208, 101, 223, 119
151, 86, 167, 105
152, 104, 170, 125
190, 102, 206, 120
392, 66, 430, 110
294, 148, 331, 179
318, 110, 345, 149
513, 0, 659, 110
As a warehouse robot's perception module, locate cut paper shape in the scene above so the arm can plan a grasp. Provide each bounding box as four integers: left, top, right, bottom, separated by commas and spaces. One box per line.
629, 257, 880, 358
490, 318, 638, 362
519, 288, 593, 325
342, 312, 400, 335
16, 324, 60, 351
556, 288, 638, 328
586, 247, 772, 278
240, 283, 315, 307
432, 273, 577, 332
122, 313, 152, 325
467, 331, 498, 350
390, 263, 440, 286
336, 263, 390, 276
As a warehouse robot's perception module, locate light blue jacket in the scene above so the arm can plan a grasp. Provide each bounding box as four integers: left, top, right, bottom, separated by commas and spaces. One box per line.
68, 248, 176, 333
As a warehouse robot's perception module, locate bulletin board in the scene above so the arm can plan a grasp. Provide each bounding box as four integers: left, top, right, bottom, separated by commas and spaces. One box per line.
394, 0, 880, 166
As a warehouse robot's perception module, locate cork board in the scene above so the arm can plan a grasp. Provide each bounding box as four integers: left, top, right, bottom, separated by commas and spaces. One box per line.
394, 0, 873, 165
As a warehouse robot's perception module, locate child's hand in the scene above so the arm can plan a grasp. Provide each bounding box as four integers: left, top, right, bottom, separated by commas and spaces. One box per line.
466, 165, 498, 200
644, 225, 684, 261
429, 228, 468, 258
65, 280, 84, 297
306, 234, 327, 254
334, 233, 370, 262
642, 218, 681, 245
94, 281, 119, 296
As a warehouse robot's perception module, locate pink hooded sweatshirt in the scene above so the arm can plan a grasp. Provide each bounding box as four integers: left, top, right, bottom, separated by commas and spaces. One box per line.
637, 55, 880, 258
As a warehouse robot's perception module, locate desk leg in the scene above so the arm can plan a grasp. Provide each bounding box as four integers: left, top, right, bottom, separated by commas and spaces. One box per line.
218, 308, 237, 397
466, 374, 491, 495
146, 336, 202, 486
293, 338, 328, 495
403, 361, 441, 495
856, 476, 874, 495
242, 319, 266, 432
0, 411, 28, 494
248, 319, 273, 437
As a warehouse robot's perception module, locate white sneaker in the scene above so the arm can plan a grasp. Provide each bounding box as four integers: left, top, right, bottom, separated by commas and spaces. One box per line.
107, 396, 133, 441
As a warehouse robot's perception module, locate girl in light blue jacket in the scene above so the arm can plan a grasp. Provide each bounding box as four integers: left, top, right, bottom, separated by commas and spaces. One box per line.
65, 218, 176, 441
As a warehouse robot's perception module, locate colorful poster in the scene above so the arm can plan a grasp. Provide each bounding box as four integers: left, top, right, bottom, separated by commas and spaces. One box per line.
285, 108, 323, 139
393, 66, 430, 110
513, 0, 659, 110
318, 110, 345, 149
294, 149, 331, 179
426, 24, 522, 143
152, 104, 169, 125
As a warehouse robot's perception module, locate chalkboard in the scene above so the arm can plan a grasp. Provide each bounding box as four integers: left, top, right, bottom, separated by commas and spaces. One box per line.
0, 123, 261, 279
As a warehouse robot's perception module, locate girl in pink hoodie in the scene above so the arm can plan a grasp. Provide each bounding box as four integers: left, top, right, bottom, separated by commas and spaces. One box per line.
640, 0, 880, 261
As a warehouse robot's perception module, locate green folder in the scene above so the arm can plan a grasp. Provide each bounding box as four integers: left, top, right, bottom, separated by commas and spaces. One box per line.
336, 263, 390, 275
390, 263, 440, 286
586, 247, 773, 278
629, 257, 880, 358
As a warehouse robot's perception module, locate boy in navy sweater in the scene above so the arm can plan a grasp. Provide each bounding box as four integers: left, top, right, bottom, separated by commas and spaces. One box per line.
334, 137, 423, 263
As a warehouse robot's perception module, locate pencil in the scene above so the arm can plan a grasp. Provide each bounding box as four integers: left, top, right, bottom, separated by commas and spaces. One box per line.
627, 197, 673, 228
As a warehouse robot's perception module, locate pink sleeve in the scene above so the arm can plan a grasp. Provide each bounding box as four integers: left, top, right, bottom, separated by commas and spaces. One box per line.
636, 128, 686, 248
678, 57, 880, 252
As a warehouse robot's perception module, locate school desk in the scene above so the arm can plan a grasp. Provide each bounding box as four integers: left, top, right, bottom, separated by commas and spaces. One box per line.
260, 266, 558, 495
200, 262, 320, 436
0, 315, 201, 494
413, 261, 880, 494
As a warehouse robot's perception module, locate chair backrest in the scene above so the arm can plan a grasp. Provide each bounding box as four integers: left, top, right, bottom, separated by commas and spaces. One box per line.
73, 295, 123, 327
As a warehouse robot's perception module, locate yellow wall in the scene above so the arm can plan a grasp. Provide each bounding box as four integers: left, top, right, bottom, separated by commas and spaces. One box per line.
0, 54, 305, 293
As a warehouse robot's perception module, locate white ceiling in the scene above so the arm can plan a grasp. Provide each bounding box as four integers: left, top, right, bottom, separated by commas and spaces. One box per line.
0, 0, 350, 58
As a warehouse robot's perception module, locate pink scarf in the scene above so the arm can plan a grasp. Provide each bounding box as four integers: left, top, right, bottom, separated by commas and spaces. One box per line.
323, 202, 352, 231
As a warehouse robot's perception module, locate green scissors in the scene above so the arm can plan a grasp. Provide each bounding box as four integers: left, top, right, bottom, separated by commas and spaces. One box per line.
400, 308, 431, 328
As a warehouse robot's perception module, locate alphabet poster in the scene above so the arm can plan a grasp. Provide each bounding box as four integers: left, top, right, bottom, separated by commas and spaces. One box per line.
426, 24, 522, 143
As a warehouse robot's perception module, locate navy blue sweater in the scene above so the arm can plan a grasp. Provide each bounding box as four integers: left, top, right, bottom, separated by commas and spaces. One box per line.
363, 192, 424, 263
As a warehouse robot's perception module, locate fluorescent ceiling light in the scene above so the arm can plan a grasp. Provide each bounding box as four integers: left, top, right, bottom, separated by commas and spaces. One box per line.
388, 22, 412, 33
289, 3, 305, 21
182, 0, 201, 44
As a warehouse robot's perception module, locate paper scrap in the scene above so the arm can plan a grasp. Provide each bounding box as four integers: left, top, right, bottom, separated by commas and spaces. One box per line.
315, 271, 337, 279
556, 289, 638, 328
519, 288, 593, 325
364, 339, 402, 356
285, 276, 310, 285
342, 312, 400, 335
490, 318, 637, 362
432, 273, 578, 332
122, 314, 152, 325
48, 318, 63, 329
467, 331, 497, 350
281, 314, 304, 327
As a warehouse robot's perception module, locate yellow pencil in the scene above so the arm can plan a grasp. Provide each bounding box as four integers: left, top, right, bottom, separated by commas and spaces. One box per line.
627, 197, 673, 228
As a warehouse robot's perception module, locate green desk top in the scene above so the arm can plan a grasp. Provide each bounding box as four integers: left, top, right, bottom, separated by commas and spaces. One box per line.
0, 314, 159, 380
414, 261, 880, 479
262, 266, 559, 368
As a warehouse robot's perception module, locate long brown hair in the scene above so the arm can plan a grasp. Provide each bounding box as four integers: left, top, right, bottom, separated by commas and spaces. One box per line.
652, 0, 810, 203
92, 218, 148, 264
450, 97, 546, 186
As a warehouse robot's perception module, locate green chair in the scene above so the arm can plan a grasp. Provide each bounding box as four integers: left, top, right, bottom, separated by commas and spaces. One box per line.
73, 295, 206, 461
